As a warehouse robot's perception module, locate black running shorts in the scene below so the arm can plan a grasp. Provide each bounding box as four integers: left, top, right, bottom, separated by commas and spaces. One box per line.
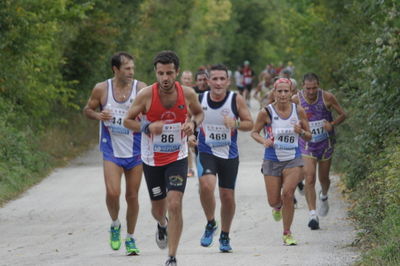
198, 152, 239, 190
143, 158, 188, 201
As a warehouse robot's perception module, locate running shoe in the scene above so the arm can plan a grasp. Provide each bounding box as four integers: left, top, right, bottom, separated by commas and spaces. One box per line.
297, 181, 305, 196
156, 223, 168, 249
308, 214, 320, 230
165, 256, 177, 266
318, 191, 329, 217
283, 234, 297, 246
125, 237, 140, 255
109, 225, 121, 250
219, 236, 232, 253
272, 208, 282, 222
187, 168, 195, 177
200, 222, 218, 247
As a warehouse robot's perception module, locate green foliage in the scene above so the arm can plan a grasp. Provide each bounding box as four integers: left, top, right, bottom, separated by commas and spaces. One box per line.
352, 139, 400, 265
1, 2, 399, 263
0, 0, 88, 125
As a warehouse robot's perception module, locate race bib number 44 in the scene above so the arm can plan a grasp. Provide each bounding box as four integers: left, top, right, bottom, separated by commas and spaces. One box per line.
103, 107, 129, 135
153, 123, 182, 153
204, 124, 231, 148
310, 120, 328, 142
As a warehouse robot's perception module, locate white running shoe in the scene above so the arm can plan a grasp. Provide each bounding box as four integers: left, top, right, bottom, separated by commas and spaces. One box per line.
156, 223, 168, 249
317, 191, 329, 217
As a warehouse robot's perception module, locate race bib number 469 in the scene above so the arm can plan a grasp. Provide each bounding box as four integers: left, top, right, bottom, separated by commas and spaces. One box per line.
204, 124, 231, 148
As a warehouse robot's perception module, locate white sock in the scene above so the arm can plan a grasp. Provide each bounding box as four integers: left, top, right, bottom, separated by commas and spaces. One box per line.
111, 219, 120, 228
126, 233, 135, 240
158, 218, 167, 228
320, 193, 328, 200
309, 210, 317, 216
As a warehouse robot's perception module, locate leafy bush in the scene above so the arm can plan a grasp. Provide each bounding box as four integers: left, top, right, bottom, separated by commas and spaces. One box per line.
352, 138, 400, 265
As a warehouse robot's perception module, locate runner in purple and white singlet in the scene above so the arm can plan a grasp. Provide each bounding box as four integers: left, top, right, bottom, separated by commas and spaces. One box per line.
292, 73, 346, 230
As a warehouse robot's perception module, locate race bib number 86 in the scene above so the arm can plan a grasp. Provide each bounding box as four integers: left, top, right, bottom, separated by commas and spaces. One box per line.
153, 123, 182, 152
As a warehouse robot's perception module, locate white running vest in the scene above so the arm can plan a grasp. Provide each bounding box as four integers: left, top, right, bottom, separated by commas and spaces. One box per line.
99, 79, 140, 158
264, 103, 301, 162
198, 91, 238, 159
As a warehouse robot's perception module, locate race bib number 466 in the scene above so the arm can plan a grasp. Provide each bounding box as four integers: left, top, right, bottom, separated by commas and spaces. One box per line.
153, 123, 182, 153
273, 128, 298, 150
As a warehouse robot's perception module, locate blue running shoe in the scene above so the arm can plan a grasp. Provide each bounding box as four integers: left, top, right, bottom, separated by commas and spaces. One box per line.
200, 222, 218, 247
109, 225, 121, 250
219, 236, 232, 253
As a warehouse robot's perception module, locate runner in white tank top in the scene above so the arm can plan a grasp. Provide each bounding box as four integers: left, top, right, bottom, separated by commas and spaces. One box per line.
83, 52, 147, 255
251, 78, 311, 246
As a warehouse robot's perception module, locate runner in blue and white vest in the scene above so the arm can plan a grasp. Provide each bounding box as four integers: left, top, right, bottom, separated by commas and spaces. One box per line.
251, 78, 311, 246
188, 64, 253, 253
83, 52, 146, 255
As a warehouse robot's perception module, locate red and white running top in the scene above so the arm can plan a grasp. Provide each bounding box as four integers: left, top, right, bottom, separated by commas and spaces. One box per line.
141, 82, 189, 166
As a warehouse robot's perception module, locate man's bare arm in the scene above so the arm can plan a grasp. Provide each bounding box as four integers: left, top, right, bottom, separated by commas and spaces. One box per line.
83, 82, 111, 121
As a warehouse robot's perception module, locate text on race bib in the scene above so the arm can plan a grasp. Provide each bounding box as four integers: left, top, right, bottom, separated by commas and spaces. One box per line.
309, 120, 328, 142
103, 107, 130, 135
273, 127, 298, 150
153, 123, 182, 152
204, 124, 231, 148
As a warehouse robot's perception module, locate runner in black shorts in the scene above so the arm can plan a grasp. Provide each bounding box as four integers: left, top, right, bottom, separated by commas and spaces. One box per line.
198, 153, 239, 189
143, 159, 188, 200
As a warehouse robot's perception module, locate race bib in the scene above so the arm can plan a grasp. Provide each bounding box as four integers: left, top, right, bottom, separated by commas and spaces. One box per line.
244, 77, 252, 85
103, 107, 129, 135
153, 123, 182, 153
309, 120, 328, 142
204, 124, 231, 148
273, 127, 298, 150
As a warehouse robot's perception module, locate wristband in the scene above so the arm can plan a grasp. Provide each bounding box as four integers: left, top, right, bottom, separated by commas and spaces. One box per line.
141, 121, 151, 135
235, 119, 240, 129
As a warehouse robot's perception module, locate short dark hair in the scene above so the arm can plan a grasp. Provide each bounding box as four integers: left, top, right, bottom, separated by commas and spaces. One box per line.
195, 70, 209, 81
111, 52, 134, 73
153, 50, 180, 71
209, 64, 228, 77
303, 72, 320, 84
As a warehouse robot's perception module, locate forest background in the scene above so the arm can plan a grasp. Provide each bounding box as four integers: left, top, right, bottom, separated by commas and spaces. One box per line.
0, 0, 399, 264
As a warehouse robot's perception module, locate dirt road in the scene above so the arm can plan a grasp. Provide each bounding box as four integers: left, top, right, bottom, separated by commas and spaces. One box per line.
0, 100, 359, 266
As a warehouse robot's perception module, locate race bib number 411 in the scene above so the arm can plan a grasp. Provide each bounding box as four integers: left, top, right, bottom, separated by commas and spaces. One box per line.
153, 123, 182, 153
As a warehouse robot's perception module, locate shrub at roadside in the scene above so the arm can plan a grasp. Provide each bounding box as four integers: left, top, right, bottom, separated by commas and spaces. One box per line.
352, 138, 400, 265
